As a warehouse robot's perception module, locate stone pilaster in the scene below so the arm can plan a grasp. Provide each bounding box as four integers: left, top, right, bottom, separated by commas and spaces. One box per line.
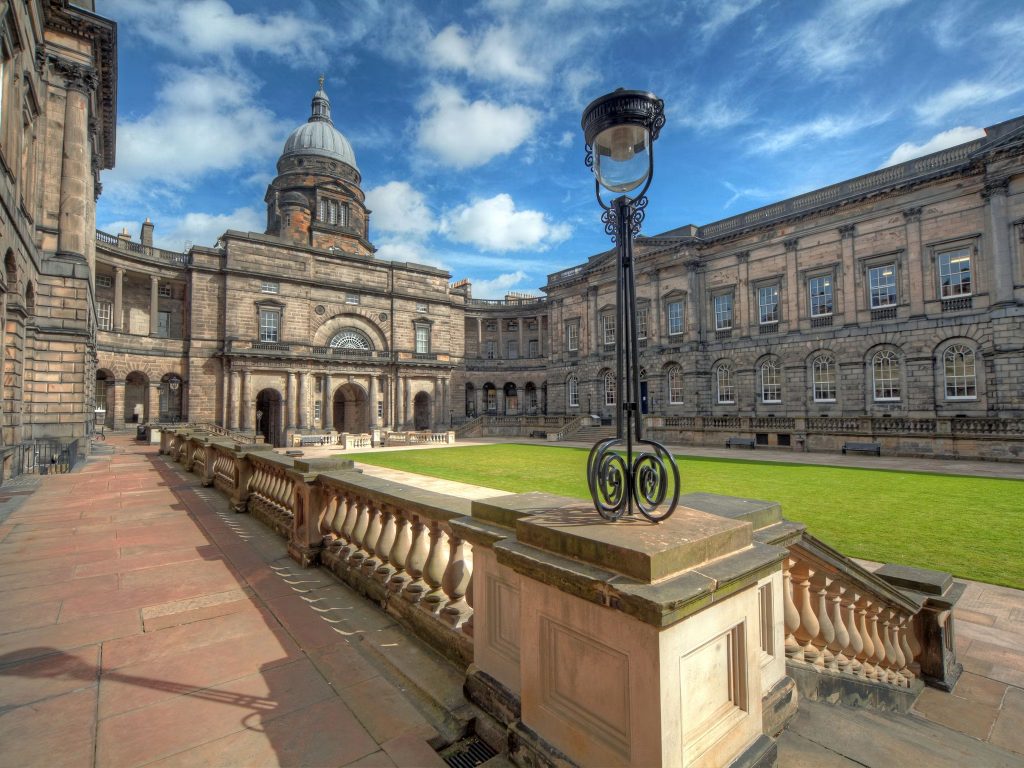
903, 208, 924, 316
56, 64, 95, 261
286, 372, 297, 429
839, 224, 856, 320
368, 374, 377, 428
113, 267, 124, 331
149, 275, 159, 336
982, 178, 1014, 305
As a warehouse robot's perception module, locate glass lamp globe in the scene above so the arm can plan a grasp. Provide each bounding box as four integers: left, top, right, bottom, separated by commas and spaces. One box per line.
593, 124, 651, 193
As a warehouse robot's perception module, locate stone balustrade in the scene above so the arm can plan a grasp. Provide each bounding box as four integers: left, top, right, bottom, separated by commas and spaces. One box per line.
382, 430, 455, 446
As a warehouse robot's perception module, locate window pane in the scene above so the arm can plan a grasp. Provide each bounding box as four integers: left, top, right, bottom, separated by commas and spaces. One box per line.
938, 249, 972, 298
603, 315, 615, 346
717, 366, 734, 403
809, 276, 833, 316
813, 355, 836, 401
636, 308, 648, 340
259, 310, 279, 342
97, 301, 112, 331
604, 372, 615, 405
714, 294, 733, 330
758, 286, 779, 324
415, 325, 430, 354
760, 360, 781, 402
568, 376, 579, 407
943, 345, 976, 398
668, 366, 683, 403
872, 351, 900, 400
869, 265, 897, 308
668, 301, 683, 335
566, 321, 579, 351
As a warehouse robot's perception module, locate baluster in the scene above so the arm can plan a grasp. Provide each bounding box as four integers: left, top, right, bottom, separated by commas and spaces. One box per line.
441, 530, 472, 628
887, 609, 906, 686
323, 492, 341, 540
361, 502, 384, 576
897, 613, 915, 684
905, 614, 922, 676
793, 564, 820, 665
336, 493, 357, 557
869, 603, 886, 682
878, 606, 896, 684
403, 517, 430, 603
373, 504, 398, 583
388, 511, 413, 593
843, 590, 863, 676
856, 595, 875, 679
462, 569, 475, 637
783, 557, 802, 660
421, 523, 451, 614
811, 571, 834, 669
347, 497, 371, 568
828, 581, 850, 673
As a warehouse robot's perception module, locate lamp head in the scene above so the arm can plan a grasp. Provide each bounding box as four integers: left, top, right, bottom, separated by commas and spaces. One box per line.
582, 89, 664, 195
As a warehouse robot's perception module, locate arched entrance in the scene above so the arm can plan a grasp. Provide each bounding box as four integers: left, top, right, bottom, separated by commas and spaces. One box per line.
503, 382, 519, 415
160, 373, 183, 422
255, 388, 283, 446
524, 382, 538, 414
465, 383, 476, 418
124, 371, 149, 423
333, 383, 368, 434
413, 392, 431, 430
483, 383, 496, 414
95, 370, 114, 428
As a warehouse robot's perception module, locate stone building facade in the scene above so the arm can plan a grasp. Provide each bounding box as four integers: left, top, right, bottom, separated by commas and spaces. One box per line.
0, 0, 115, 475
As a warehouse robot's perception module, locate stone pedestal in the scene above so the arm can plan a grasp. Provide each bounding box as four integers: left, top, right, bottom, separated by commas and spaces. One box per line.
456, 492, 789, 768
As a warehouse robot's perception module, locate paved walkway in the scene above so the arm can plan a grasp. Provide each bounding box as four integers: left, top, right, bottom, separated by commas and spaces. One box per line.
0, 435, 1021, 767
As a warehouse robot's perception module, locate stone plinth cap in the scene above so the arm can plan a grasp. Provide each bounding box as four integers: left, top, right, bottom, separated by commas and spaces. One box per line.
471, 492, 582, 529
515, 502, 752, 583
293, 457, 355, 473
680, 492, 781, 531
874, 564, 953, 596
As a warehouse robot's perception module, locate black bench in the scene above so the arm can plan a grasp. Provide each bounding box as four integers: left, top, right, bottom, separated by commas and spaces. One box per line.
842, 441, 881, 456
299, 435, 328, 446
725, 437, 756, 449
285, 450, 304, 457
530, 430, 547, 439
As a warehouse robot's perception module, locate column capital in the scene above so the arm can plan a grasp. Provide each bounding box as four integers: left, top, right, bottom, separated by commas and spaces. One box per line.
981, 176, 1010, 200
784, 237, 799, 252
114, 266, 125, 274
48, 55, 97, 93
902, 207, 922, 222
150, 274, 159, 284
838, 223, 856, 239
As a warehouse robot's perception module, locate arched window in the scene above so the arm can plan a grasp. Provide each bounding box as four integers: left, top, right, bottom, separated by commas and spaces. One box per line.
760, 360, 781, 403
716, 365, 734, 404
604, 371, 616, 406
567, 375, 579, 408
872, 350, 901, 401
329, 329, 372, 351
667, 365, 684, 404
943, 345, 977, 399
812, 355, 836, 402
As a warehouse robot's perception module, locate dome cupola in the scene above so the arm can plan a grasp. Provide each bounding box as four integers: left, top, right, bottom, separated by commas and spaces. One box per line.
279, 77, 358, 171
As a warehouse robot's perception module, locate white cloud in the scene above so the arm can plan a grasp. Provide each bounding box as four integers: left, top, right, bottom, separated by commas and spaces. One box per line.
104, 68, 285, 199
469, 270, 531, 299
101, 206, 264, 252
914, 81, 1023, 124
373, 240, 446, 269
441, 194, 571, 252
748, 112, 889, 154
676, 98, 751, 132
428, 23, 543, 85
365, 181, 436, 237
417, 86, 538, 169
881, 126, 985, 167
697, 0, 763, 41
721, 181, 773, 209
104, 0, 333, 65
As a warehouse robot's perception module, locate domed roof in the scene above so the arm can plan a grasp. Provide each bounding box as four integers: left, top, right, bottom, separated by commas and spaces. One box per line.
280, 80, 358, 170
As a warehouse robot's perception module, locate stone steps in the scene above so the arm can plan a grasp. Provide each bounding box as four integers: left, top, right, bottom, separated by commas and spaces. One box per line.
778, 697, 1022, 767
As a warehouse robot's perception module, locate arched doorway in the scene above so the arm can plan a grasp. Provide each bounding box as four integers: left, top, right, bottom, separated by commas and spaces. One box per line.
483, 383, 496, 414
160, 373, 183, 422
465, 383, 476, 418
503, 382, 519, 415
255, 388, 283, 446
124, 371, 149, 423
524, 382, 538, 414
333, 383, 368, 434
95, 370, 114, 428
413, 392, 431, 430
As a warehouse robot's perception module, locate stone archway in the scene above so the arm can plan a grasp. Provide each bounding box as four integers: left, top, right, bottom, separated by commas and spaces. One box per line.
333, 382, 368, 434
503, 382, 519, 415
159, 373, 183, 422
124, 371, 149, 424
255, 388, 284, 446
413, 392, 431, 430
96, 370, 115, 428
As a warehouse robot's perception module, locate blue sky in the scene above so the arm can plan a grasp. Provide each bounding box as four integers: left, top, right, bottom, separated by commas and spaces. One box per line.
96, 0, 1024, 298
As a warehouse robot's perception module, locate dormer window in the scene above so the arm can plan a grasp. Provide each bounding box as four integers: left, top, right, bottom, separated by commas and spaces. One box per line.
318, 198, 349, 227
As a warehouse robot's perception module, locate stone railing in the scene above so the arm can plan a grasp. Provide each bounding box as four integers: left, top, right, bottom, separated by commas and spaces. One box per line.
343, 433, 372, 450
872, 418, 936, 434
96, 229, 190, 266
547, 414, 591, 441
382, 430, 455, 446
454, 415, 484, 438
950, 417, 1024, 436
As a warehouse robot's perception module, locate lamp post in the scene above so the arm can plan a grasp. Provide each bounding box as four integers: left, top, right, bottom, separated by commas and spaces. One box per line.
582, 88, 679, 522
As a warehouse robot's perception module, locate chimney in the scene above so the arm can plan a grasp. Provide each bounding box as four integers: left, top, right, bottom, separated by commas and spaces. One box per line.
141, 217, 154, 247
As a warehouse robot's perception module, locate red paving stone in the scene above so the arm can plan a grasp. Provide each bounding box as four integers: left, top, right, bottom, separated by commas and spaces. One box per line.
0, 437, 444, 767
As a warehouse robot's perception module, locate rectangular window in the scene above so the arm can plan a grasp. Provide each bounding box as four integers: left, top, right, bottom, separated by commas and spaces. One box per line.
96, 274, 112, 288
156, 311, 171, 339
377, 401, 384, 418
602, 314, 615, 347
158, 284, 172, 298
314, 401, 322, 421
485, 340, 496, 359
260, 281, 279, 294
758, 285, 779, 324
416, 302, 428, 313
636, 307, 648, 340
714, 293, 733, 330
938, 248, 972, 298
869, 264, 897, 308
97, 301, 112, 331
568, 377, 579, 407
667, 300, 684, 335
528, 339, 539, 357
507, 320, 518, 331
565, 320, 579, 352
507, 340, 518, 359
345, 293, 359, 305
809, 275, 833, 316
415, 324, 430, 354
259, 310, 280, 342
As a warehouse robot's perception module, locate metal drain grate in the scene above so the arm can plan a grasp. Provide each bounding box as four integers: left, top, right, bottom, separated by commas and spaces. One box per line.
439, 736, 498, 768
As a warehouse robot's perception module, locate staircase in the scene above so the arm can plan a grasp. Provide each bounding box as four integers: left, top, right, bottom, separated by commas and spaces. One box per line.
563, 424, 617, 443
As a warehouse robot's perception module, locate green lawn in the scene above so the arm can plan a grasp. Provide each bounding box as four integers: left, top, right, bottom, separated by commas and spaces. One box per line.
347, 444, 1024, 590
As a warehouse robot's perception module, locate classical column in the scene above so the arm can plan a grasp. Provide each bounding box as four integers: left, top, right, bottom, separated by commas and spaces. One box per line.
112, 380, 125, 430
229, 371, 240, 430
784, 242, 799, 327
434, 376, 442, 426
736, 251, 751, 335
113, 267, 124, 332
368, 375, 378, 429
323, 374, 334, 431
148, 383, 161, 424
839, 224, 856, 320
394, 374, 404, 430
149, 275, 159, 336
983, 178, 1015, 305
298, 372, 309, 429
57, 67, 93, 260
497, 319, 504, 359
476, 317, 483, 358
685, 260, 702, 341
903, 208, 924, 316
442, 378, 450, 424
286, 372, 297, 429
476, 387, 484, 416
404, 377, 412, 427
241, 370, 252, 430
220, 368, 230, 427
517, 319, 524, 358
380, 374, 390, 430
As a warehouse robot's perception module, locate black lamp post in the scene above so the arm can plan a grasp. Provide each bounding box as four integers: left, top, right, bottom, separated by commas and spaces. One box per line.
582, 88, 679, 522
